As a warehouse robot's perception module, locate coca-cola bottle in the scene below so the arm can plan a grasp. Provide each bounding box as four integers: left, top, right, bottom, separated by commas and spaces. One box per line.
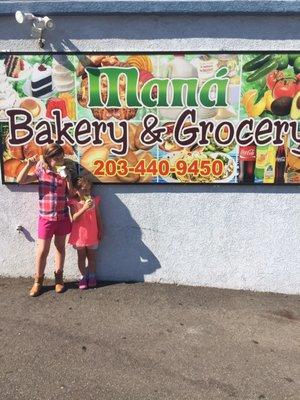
275, 145, 286, 184
238, 140, 256, 184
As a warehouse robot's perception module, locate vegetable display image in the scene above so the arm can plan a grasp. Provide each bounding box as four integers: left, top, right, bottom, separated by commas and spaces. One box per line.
1, 52, 300, 185
241, 53, 300, 120
241, 53, 300, 184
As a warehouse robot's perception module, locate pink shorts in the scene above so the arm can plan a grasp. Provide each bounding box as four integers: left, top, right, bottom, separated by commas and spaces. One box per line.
38, 216, 72, 240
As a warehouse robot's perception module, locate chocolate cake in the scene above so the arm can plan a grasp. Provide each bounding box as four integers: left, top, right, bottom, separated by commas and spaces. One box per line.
4, 55, 24, 78
31, 64, 53, 98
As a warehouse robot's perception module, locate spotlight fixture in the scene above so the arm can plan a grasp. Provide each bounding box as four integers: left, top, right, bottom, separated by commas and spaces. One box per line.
15, 11, 55, 48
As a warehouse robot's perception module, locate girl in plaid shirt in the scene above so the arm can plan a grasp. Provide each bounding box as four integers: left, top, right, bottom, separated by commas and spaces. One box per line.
17, 143, 73, 297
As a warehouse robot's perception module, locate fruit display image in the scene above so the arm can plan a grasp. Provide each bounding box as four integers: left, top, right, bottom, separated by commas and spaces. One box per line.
241, 53, 300, 184
241, 53, 300, 119
0, 52, 300, 185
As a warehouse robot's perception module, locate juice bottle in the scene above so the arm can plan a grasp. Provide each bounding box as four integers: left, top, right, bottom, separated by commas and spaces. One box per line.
263, 145, 276, 184
255, 144, 269, 181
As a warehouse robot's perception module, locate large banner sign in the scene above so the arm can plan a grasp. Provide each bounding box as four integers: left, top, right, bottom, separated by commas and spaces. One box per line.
1, 52, 300, 184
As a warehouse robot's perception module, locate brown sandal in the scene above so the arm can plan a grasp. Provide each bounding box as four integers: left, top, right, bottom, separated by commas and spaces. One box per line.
29, 275, 44, 297
54, 271, 65, 293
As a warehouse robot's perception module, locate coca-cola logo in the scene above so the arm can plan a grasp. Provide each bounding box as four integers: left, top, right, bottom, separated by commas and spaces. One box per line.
276, 156, 286, 163
239, 146, 256, 161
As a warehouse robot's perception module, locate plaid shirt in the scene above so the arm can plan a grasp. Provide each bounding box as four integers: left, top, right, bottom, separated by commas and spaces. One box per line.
35, 162, 69, 221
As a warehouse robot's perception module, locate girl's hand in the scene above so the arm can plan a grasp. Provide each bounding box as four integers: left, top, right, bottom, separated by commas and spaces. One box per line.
83, 199, 93, 210
26, 155, 38, 167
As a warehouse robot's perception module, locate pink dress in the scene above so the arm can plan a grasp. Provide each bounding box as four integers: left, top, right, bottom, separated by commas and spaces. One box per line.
68, 196, 101, 248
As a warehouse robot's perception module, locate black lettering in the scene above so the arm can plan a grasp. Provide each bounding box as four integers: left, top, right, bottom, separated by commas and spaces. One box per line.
198, 121, 212, 146
290, 121, 300, 156
236, 118, 254, 146
174, 109, 198, 147
214, 121, 235, 146
140, 114, 165, 146
91, 120, 107, 145
52, 110, 75, 145
6, 109, 33, 145
254, 118, 273, 145
75, 119, 92, 145
108, 121, 128, 156
35, 120, 53, 145
273, 120, 291, 146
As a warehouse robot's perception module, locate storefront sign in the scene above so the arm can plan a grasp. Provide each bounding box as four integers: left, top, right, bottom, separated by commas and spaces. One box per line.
1, 52, 300, 184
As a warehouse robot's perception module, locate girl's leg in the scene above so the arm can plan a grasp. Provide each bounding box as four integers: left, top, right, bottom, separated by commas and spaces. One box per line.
77, 247, 87, 277
87, 248, 97, 288
86, 248, 96, 275
78, 247, 88, 290
35, 238, 52, 277
30, 238, 51, 297
53, 234, 67, 273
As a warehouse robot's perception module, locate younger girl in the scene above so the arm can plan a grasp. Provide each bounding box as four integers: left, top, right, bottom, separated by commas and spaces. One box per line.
68, 175, 102, 289
17, 143, 73, 297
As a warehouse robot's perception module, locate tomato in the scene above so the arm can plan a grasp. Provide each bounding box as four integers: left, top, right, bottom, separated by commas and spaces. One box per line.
266, 70, 285, 90
273, 79, 296, 99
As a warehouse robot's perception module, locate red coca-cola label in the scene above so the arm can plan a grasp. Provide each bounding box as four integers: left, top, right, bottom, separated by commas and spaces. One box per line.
239, 146, 256, 161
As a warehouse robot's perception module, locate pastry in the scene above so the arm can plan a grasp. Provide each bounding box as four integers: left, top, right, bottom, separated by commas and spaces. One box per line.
5, 133, 24, 160
0, 65, 19, 117
23, 140, 45, 159
80, 145, 110, 175
31, 64, 53, 98
76, 55, 122, 77
127, 55, 153, 73
19, 98, 41, 118
4, 55, 25, 78
3, 158, 24, 178
46, 98, 68, 119
58, 93, 76, 120
77, 55, 138, 120
53, 61, 75, 92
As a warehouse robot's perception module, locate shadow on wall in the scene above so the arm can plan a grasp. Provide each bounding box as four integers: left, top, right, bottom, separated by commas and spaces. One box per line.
97, 191, 161, 282
6, 183, 162, 282
1, 15, 300, 47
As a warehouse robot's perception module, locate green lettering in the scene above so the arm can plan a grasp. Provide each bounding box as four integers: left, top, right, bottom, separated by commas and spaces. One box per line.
171, 79, 198, 107
141, 79, 169, 107
86, 66, 142, 108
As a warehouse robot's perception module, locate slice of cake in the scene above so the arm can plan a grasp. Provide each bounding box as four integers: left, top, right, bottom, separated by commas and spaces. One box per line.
53, 61, 75, 92
0, 64, 19, 117
4, 55, 25, 78
31, 64, 53, 98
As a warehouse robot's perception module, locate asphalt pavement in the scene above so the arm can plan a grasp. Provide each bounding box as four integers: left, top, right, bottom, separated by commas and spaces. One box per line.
0, 278, 299, 400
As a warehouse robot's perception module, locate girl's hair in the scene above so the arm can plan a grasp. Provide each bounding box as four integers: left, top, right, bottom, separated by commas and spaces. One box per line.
43, 143, 64, 168
74, 174, 92, 190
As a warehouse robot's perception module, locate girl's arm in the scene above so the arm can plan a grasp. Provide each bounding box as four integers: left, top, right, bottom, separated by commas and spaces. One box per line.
16, 157, 38, 184
70, 200, 93, 222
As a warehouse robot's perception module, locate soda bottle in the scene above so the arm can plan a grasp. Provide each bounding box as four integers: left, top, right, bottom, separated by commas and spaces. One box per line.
275, 145, 286, 184
238, 139, 256, 184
